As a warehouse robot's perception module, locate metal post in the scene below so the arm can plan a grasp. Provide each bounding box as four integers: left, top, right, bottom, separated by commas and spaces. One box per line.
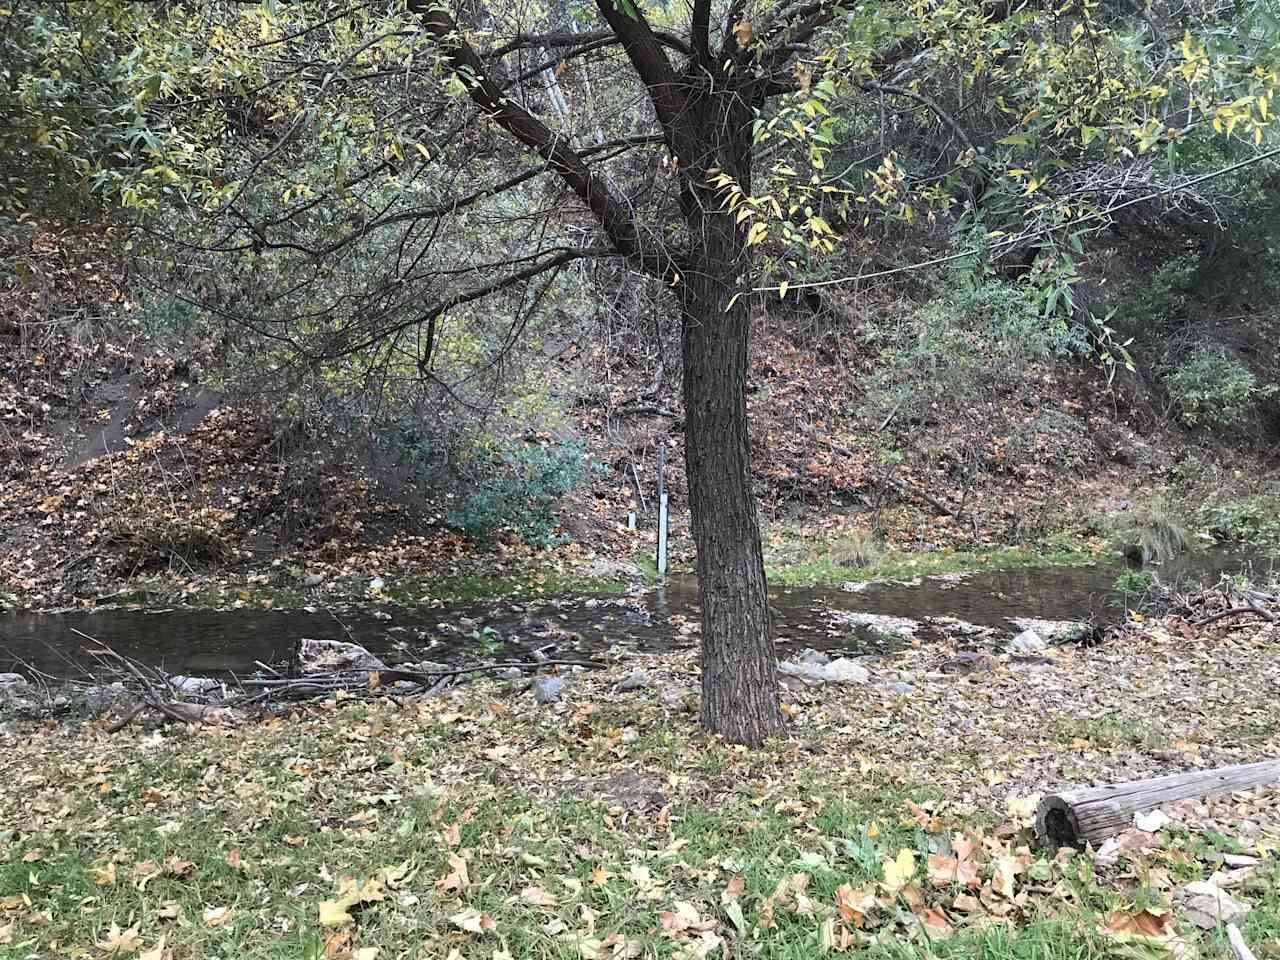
656, 443, 668, 577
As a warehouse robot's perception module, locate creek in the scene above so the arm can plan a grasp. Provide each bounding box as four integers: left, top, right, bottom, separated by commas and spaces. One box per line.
0, 549, 1269, 681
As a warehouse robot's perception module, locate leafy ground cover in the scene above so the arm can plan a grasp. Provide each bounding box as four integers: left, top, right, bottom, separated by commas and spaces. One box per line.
2, 609, 1278, 959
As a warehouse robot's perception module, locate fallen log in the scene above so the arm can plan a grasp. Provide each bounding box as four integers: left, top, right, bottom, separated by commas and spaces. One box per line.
1035, 759, 1280, 851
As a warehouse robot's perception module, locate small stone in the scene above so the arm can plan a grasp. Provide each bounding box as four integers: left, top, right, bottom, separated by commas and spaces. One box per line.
302, 573, 324, 587
839, 581, 872, 593
881, 681, 917, 695
659, 688, 697, 713
497, 667, 523, 681
0, 673, 28, 690
940, 652, 998, 675
1008, 629, 1048, 655
533, 676, 565, 704
1134, 809, 1173, 832
1182, 879, 1251, 928
168, 675, 221, 696
795, 648, 830, 666
614, 671, 649, 693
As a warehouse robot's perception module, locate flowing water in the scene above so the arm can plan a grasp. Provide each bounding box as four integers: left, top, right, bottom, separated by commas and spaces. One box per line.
0, 549, 1270, 681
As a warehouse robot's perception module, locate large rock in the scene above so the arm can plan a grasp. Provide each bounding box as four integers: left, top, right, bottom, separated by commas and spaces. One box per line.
80, 683, 133, 715
614, 671, 649, 693
533, 676, 566, 704
167, 675, 221, 697
297, 638, 387, 675
831, 611, 920, 641
0, 673, 28, 691
1007, 618, 1086, 643
1008, 629, 1048, 655
779, 655, 871, 686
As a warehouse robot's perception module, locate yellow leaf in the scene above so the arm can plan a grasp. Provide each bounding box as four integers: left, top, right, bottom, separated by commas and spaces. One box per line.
319, 899, 354, 927
733, 20, 753, 48
139, 936, 167, 960
778, 280, 789, 299
882, 849, 916, 893
203, 906, 233, 927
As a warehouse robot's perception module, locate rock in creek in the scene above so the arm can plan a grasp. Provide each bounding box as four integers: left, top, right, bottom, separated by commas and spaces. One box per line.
0, 673, 29, 692
830, 611, 920, 641
298, 638, 387, 675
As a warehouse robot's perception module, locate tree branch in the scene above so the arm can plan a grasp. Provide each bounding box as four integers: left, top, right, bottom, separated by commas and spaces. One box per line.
859, 82, 975, 153
592, 0, 685, 132
314, 245, 614, 359
487, 27, 692, 59
408, 1, 674, 278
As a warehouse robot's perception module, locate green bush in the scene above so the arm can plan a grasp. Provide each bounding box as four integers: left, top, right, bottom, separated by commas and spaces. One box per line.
1200, 495, 1280, 544
1117, 256, 1198, 335
1111, 568, 1155, 608
448, 440, 588, 548
1163, 348, 1276, 430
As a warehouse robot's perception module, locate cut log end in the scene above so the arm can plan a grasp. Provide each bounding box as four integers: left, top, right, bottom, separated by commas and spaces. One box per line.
1035, 797, 1083, 851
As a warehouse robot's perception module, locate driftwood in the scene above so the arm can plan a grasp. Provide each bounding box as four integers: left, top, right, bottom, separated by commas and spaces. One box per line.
68, 630, 604, 730
1228, 924, 1259, 960
1035, 759, 1280, 851
1195, 602, 1277, 626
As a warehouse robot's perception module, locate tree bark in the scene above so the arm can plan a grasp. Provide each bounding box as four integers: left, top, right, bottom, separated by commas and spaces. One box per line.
677, 95, 782, 747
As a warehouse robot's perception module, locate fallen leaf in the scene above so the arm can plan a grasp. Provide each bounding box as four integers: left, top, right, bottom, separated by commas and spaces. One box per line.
203, 906, 234, 927
98, 922, 142, 955
450, 907, 496, 934
882, 849, 916, 894
521, 886, 558, 908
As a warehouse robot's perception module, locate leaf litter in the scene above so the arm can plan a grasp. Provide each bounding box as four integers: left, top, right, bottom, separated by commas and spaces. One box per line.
0, 610, 1278, 957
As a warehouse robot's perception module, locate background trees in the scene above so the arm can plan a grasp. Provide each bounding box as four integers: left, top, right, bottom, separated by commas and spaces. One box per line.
3, 0, 1278, 741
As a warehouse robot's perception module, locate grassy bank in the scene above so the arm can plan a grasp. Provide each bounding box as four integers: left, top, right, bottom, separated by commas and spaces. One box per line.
763, 534, 1106, 589
3, 608, 1279, 959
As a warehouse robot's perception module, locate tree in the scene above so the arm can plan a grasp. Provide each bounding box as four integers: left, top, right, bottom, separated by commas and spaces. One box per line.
38, 0, 1276, 744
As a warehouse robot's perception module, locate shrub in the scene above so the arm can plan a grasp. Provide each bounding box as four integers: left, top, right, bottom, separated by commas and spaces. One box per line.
1163, 348, 1276, 430
1200, 495, 1280, 544
1117, 256, 1198, 335
1111, 568, 1155, 607
1108, 497, 1190, 565
106, 509, 235, 574
448, 439, 588, 548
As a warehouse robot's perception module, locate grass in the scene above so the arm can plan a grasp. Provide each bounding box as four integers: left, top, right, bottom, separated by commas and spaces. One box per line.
1050, 716, 1171, 752
92, 569, 629, 613
4, 646, 1279, 960
765, 539, 1105, 589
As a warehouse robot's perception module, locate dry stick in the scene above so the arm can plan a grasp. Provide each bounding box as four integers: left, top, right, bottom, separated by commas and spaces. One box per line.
1194, 605, 1277, 627
72, 628, 206, 727
1228, 924, 1259, 960
236, 658, 603, 688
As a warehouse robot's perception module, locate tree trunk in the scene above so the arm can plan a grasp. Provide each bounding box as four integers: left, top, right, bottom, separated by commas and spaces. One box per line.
678, 110, 782, 746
